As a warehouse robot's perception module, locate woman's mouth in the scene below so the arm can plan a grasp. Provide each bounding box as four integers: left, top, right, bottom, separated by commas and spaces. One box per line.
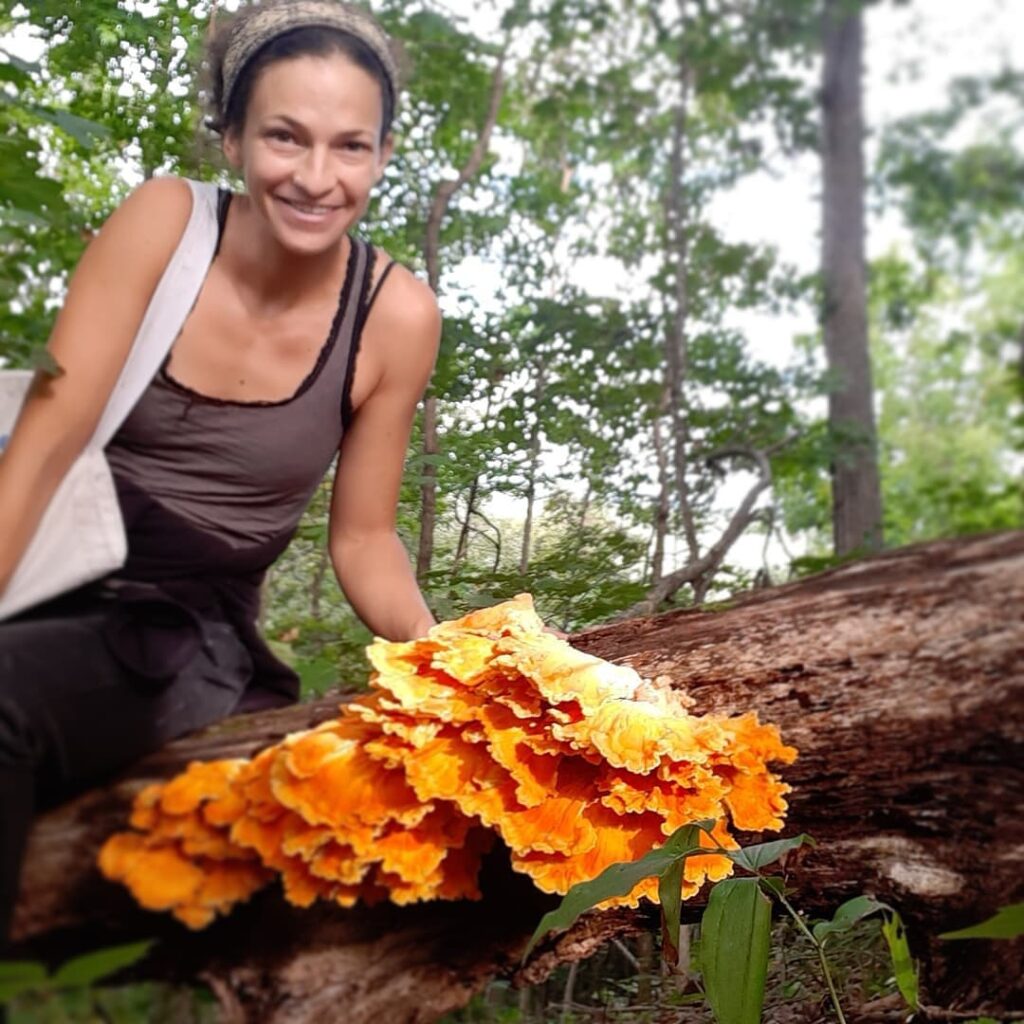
276, 196, 341, 223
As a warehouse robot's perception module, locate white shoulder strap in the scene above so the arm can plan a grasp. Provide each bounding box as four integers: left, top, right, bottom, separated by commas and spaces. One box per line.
90, 178, 221, 450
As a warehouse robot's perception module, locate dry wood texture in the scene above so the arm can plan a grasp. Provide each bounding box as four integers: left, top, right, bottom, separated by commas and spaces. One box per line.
11, 531, 1024, 1022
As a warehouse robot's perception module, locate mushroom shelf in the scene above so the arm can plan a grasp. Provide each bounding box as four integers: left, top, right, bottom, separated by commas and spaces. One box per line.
99, 595, 797, 929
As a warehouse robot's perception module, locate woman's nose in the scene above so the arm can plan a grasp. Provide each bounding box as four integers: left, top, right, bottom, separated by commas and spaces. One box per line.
293, 147, 334, 197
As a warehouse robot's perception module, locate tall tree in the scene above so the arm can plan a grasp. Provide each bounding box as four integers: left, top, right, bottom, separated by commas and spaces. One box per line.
820, 0, 883, 554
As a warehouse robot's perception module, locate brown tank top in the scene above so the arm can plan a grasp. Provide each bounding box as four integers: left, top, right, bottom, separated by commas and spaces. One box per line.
102, 193, 385, 704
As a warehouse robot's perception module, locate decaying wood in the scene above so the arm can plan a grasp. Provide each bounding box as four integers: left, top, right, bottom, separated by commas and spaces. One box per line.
12, 531, 1024, 1022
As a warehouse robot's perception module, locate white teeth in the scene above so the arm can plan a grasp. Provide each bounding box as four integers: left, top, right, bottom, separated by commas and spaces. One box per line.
283, 199, 332, 215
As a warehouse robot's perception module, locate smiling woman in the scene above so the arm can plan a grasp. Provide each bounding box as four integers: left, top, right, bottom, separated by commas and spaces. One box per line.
0, 0, 440, 943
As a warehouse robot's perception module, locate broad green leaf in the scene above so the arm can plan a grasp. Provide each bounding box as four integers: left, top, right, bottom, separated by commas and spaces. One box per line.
522, 822, 711, 962
0, 961, 47, 1002
701, 879, 772, 1024
728, 834, 816, 872
940, 902, 1024, 940
51, 940, 154, 989
881, 912, 919, 1012
658, 830, 697, 964
812, 894, 891, 945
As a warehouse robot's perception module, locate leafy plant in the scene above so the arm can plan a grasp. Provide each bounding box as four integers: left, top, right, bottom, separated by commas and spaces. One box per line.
524, 824, 926, 1024
0, 940, 154, 1005
940, 902, 1024, 941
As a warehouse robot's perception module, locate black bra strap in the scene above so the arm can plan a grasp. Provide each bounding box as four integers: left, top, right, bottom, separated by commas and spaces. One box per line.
213, 189, 232, 259
340, 239, 375, 431
365, 259, 397, 316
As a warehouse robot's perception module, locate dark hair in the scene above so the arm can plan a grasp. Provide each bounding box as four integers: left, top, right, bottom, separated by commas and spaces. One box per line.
205, 23, 397, 143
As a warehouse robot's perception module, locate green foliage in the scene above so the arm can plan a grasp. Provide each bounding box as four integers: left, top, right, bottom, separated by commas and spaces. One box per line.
0, 941, 153, 1005
812, 894, 890, 946
523, 821, 712, 962
940, 902, 1024, 941
701, 879, 772, 1024
880, 913, 918, 1012
520, 827, 929, 1024
727, 834, 816, 873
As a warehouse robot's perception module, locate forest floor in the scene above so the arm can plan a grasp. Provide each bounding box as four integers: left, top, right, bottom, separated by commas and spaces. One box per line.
4, 918, 907, 1023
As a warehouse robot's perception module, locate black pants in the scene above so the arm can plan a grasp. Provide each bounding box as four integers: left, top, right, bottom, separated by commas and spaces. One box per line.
0, 586, 253, 944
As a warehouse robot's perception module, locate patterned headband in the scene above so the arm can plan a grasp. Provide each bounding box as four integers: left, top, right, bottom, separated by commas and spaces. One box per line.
221, 0, 398, 120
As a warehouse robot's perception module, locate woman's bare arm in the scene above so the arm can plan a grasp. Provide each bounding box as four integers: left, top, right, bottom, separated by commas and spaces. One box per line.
0, 177, 194, 595
328, 266, 441, 641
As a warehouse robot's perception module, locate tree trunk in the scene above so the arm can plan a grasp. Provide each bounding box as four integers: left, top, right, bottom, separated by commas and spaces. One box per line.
821, 0, 884, 556
519, 362, 546, 576
308, 544, 329, 621
664, 49, 700, 564
12, 532, 1023, 1022
452, 475, 480, 573
650, 392, 671, 588
415, 395, 440, 584
416, 53, 507, 582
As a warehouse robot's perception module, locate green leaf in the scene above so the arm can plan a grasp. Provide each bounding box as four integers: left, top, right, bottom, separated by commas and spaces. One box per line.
758, 876, 785, 897
940, 902, 1024, 940
0, 63, 30, 86
881, 912, 919, 1012
0, 961, 48, 1003
44, 108, 112, 147
812, 894, 891, 945
728, 834, 816, 873
51, 940, 154, 989
295, 655, 340, 699
701, 878, 772, 1024
522, 821, 712, 962
658, 845, 687, 964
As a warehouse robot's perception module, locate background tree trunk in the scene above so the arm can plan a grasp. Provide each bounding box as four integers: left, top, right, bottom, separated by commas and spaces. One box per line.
821, 0, 884, 555
416, 53, 507, 583
12, 532, 1023, 1022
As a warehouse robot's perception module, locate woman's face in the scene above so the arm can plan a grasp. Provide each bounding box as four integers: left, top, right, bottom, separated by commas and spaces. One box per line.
223, 52, 393, 256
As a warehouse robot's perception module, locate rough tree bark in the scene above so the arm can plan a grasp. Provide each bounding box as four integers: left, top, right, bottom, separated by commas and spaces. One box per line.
821, 0, 884, 555
11, 532, 1023, 1022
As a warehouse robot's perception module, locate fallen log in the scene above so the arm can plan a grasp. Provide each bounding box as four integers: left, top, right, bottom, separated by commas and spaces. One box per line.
11, 531, 1024, 1021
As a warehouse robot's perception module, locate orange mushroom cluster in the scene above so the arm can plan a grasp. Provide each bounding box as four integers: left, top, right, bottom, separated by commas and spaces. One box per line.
99, 595, 796, 928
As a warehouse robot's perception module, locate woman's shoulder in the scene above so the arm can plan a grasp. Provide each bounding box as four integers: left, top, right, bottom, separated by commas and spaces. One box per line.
81, 177, 213, 294
109, 176, 196, 242
366, 251, 440, 333
360, 251, 441, 385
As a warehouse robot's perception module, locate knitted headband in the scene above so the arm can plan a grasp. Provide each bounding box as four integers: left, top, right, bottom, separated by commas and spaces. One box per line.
221, 1, 398, 120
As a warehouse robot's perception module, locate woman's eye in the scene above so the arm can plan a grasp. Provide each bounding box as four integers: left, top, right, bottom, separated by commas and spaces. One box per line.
267, 129, 295, 144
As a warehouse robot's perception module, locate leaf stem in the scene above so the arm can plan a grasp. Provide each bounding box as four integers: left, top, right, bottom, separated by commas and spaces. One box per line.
772, 889, 848, 1024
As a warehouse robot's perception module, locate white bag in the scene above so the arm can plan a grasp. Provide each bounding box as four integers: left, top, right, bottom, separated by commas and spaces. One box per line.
0, 179, 220, 621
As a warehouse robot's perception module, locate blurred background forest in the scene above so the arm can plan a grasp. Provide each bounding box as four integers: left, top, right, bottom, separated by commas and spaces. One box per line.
0, 0, 1021, 689
0, 1, 1022, 1020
